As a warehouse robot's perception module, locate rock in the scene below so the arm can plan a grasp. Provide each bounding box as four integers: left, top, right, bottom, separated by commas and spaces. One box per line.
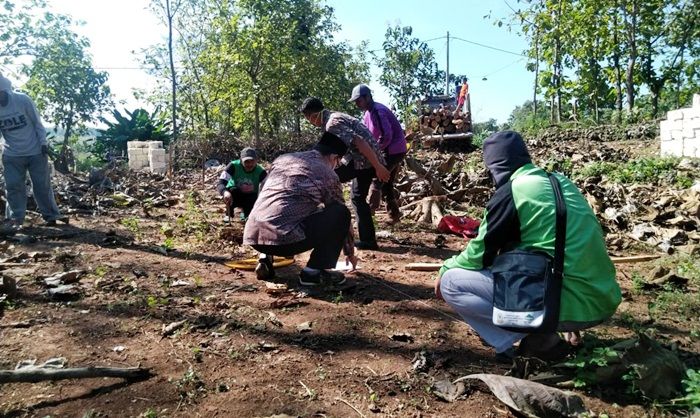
0, 276, 17, 298
296, 321, 312, 333
43, 270, 85, 287
46, 284, 80, 300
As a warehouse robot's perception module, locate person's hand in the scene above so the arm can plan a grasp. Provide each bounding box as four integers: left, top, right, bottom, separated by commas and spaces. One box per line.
41, 144, 48, 155
375, 165, 390, 182
345, 254, 359, 271
434, 275, 444, 301
223, 190, 232, 204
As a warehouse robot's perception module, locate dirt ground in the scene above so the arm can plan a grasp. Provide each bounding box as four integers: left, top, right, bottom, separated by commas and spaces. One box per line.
0, 141, 698, 418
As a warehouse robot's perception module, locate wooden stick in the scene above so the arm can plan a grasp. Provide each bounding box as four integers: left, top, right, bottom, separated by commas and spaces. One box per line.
405, 254, 663, 272
609, 255, 661, 264
0, 366, 152, 383
335, 397, 367, 418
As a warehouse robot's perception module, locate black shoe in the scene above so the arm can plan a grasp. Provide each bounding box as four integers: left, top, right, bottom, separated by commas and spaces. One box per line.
299, 269, 346, 286
355, 240, 379, 250
494, 347, 517, 363
44, 216, 69, 226
255, 256, 275, 280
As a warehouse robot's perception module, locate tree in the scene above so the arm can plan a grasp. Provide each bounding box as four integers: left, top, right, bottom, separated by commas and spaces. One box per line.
143, 0, 368, 149
95, 108, 170, 157
377, 25, 441, 122
23, 31, 111, 172
0, 0, 74, 65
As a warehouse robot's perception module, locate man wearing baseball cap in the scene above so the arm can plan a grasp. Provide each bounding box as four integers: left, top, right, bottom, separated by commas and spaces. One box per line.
216, 147, 267, 223
349, 84, 407, 225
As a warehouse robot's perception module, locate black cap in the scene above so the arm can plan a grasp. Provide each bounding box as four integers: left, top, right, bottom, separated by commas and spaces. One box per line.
240, 147, 258, 161
314, 132, 348, 156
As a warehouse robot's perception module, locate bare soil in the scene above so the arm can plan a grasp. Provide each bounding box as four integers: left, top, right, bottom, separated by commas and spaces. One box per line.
0, 142, 697, 418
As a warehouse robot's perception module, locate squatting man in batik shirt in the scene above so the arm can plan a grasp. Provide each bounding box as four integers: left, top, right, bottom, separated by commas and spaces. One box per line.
243, 132, 358, 287
216, 147, 267, 223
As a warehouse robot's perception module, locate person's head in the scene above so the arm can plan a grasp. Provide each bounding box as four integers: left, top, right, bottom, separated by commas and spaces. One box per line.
0, 74, 12, 107
300, 97, 325, 127
348, 84, 373, 111
462, 77, 468, 84
314, 131, 348, 168
483, 131, 532, 188
240, 147, 258, 171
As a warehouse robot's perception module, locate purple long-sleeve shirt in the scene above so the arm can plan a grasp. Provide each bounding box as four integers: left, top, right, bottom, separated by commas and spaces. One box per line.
362, 102, 407, 156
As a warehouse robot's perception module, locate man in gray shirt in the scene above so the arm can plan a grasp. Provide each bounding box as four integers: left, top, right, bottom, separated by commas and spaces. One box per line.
0, 74, 63, 228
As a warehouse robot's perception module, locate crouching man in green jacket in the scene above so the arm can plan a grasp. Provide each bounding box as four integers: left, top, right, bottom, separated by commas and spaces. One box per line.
435, 131, 621, 361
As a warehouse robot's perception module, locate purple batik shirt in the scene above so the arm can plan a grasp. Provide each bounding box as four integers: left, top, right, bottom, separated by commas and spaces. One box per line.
363, 102, 407, 156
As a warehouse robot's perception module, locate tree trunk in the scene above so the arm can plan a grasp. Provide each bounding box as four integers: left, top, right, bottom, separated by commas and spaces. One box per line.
533, 28, 539, 119
167, 0, 178, 145
553, 0, 563, 123
613, 2, 623, 123
624, 0, 638, 113
254, 94, 261, 149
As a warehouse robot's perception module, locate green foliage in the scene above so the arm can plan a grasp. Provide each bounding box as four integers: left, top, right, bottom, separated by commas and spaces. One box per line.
23, 30, 111, 150
171, 367, 205, 404
505, 0, 699, 123
143, 0, 368, 146
574, 157, 689, 186
472, 118, 502, 148
95, 108, 170, 157
672, 369, 700, 411
377, 25, 441, 123
505, 100, 550, 135
0, 0, 74, 65
564, 347, 621, 388
120, 217, 142, 239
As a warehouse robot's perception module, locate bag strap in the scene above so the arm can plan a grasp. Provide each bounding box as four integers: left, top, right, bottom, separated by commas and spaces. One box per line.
547, 173, 567, 281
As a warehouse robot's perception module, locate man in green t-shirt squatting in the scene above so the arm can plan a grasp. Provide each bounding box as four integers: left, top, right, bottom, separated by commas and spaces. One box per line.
216, 147, 267, 223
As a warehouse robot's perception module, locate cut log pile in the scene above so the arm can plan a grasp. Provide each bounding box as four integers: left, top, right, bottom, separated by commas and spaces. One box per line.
419, 107, 471, 136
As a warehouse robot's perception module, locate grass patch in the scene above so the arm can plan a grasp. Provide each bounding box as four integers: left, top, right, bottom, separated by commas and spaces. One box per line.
574, 157, 694, 187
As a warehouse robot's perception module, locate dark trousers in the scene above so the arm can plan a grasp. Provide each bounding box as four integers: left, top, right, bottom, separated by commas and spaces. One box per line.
252, 203, 351, 270
226, 189, 257, 218
335, 164, 376, 244
373, 152, 405, 217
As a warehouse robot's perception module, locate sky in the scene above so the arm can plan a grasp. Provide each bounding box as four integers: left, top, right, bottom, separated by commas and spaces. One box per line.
13, 0, 533, 124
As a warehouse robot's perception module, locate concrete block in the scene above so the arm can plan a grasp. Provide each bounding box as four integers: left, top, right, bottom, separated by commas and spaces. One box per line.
671, 129, 684, 141
683, 126, 696, 139
151, 166, 167, 175
683, 108, 700, 120
693, 93, 700, 108
662, 119, 684, 131
148, 141, 163, 149
667, 109, 685, 121
661, 138, 684, 157
127, 141, 148, 149
683, 139, 699, 158
149, 149, 166, 156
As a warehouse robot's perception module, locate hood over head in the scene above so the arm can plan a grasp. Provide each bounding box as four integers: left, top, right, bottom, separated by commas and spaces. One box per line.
0, 74, 12, 93
482, 130, 532, 188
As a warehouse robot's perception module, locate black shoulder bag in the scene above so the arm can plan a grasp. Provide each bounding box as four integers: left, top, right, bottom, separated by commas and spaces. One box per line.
491, 173, 567, 334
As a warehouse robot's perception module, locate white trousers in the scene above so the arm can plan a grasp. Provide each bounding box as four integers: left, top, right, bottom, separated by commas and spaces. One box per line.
440, 268, 526, 353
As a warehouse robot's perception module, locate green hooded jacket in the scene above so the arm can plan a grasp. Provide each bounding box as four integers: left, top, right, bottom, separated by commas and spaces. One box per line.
440, 131, 621, 323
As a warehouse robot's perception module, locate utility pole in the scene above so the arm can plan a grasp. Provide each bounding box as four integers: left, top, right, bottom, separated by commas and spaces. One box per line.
445, 31, 450, 95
